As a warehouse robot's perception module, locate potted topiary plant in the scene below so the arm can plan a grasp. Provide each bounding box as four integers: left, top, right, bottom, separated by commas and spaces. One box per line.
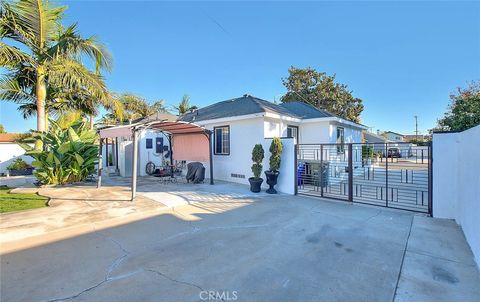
248, 144, 264, 193
265, 137, 283, 194
6, 158, 34, 176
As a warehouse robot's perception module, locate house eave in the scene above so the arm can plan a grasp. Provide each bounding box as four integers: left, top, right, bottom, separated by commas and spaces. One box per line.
301, 117, 368, 130
191, 113, 266, 125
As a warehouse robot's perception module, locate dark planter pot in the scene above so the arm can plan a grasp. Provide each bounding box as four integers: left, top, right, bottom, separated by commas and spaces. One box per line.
8, 167, 34, 176
265, 170, 280, 194
248, 177, 263, 193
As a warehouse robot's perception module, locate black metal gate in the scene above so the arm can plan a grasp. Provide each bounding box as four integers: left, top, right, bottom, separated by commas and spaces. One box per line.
296, 143, 432, 214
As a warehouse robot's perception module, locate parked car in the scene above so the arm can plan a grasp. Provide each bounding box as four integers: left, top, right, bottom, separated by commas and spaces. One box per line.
387, 147, 401, 158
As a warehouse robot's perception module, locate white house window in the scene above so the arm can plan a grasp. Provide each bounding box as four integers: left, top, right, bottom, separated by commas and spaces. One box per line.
287, 126, 298, 143
146, 138, 153, 149
214, 126, 230, 155
337, 127, 345, 153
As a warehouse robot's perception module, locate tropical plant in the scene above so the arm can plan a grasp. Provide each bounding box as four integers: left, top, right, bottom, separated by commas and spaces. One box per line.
19, 118, 98, 184
268, 137, 283, 172
175, 94, 197, 115
281, 66, 364, 123
0, 124, 5, 133
0, 0, 112, 134
251, 144, 264, 179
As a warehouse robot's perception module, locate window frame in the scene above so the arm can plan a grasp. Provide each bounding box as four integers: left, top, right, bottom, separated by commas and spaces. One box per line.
213, 125, 230, 155
146, 138, 153, 149
287, 125, 299, 143
336, 127, 345, 153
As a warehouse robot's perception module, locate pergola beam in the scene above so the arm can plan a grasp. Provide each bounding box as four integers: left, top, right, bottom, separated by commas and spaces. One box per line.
98, 120, 214, 201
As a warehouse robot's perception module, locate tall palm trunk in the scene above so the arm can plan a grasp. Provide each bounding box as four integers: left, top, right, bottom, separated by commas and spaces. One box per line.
35, 66, 47, 150
36, 66, 47, 132
89, 114, 94, 129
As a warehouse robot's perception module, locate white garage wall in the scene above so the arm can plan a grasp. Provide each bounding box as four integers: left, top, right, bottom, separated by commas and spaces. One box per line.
199, 117, 295, 194
433, 125, 480, 266
299, 121, 331, 144
201, 117, 265, 185
0, 143, 33, 174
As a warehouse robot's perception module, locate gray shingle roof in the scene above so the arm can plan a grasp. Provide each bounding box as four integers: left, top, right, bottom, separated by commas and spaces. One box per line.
278, 101, 335, 119
178, 95, 338, 123
179, 95, 299, 122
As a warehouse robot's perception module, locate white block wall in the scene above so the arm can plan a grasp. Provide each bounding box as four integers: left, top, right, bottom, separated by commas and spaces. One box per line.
433, 125, 480, 266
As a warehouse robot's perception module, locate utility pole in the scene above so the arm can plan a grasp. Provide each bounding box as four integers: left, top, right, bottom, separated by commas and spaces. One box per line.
414, 115, 419, 142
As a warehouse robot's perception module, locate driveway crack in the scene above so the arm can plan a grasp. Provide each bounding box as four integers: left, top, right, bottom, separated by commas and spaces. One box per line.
146, 268, 204, 291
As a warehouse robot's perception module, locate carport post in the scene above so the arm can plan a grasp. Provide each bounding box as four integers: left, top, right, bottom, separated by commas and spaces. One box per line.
97, 138, 103, 188
115, 137, 119, 173
208, 131, 214, 185
131, 129, 139, 201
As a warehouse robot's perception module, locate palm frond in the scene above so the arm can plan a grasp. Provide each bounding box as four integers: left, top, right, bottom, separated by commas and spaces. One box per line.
47, 58, 109, 101
0, 41, 36, 68
48, 23, 113, 71
0, 2, 37, 48
10, 0, 65, 51
0, 76, 34, 103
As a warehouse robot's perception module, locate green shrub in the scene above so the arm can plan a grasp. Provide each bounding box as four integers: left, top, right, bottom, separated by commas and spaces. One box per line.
19, 119, 99, 185
6, 158, 30, 170
108, 152, 113, 166
251, 144, 264, 179
362, 145, 374, 159
268, 137, 283, 171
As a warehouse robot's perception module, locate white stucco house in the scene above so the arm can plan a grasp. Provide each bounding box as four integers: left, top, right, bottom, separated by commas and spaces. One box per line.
384, 131, 404, 142
107, 95, 367, 194
0, 133, 33, 175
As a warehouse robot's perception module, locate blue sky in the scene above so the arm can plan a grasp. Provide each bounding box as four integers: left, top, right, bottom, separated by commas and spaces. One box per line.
1, 1, 479, 134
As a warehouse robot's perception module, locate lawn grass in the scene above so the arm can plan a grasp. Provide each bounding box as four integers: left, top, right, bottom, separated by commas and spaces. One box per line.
0, 186, 48, 213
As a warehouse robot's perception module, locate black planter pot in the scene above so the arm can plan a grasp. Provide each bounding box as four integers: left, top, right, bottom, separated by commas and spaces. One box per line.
248, 177, 263, 193
265, 170, 280, 194
8, 167, 34, 176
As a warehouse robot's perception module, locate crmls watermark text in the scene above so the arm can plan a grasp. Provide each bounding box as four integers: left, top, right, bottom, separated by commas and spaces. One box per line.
199, 290, 238, 301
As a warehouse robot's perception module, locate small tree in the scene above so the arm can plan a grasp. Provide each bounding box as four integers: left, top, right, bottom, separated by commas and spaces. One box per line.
251, 144, 264, 179
435, 81, 480, 132
268, 138, 283, 172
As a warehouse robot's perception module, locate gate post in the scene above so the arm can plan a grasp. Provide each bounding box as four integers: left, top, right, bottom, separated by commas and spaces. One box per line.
320, 144, 324, 197
428, 144, 433, 216
294, 143, 298, 195
348, 144, 353, 202
385, 143, 389, 207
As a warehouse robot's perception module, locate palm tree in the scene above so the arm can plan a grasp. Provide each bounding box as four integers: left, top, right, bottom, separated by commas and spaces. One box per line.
101, 93, 168, 125
0, 0, 112, 134
175, 94, 197, 115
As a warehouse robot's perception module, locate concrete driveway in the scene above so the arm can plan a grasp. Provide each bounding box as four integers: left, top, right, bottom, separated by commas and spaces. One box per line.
1, 183, 479, 302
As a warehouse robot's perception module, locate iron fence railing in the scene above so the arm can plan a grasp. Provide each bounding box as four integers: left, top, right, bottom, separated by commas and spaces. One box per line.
296, 142, 432, 214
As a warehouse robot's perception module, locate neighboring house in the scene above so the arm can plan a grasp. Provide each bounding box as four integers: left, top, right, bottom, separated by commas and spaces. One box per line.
0, 133, 33, 175
364, 131, 392, 154
384, 131, 404, 142
175, 94, 367, 189
364, 131, 390, 144
403, 134, 431, 143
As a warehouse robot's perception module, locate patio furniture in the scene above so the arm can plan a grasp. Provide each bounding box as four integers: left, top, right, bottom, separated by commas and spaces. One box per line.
186, 162, 205, 184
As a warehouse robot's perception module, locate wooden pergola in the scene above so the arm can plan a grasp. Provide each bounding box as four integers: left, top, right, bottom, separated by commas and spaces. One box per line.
98, 120, 214, 201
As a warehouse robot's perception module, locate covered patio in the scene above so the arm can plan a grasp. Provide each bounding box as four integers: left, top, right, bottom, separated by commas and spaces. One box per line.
98, 119, 214, 201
